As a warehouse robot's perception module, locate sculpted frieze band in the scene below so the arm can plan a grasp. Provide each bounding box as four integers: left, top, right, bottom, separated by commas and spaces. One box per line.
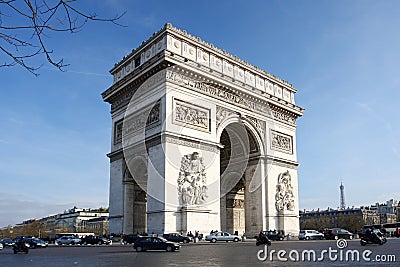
167, 69, 298, 126
166, 69, 271, 115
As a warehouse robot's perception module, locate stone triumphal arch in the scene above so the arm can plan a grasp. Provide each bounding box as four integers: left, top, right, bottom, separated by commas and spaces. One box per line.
102, 23, 304, 237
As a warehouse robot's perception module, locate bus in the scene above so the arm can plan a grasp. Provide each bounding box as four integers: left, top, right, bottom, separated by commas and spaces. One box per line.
382, 223, 400, 237
55, 232, 95, 239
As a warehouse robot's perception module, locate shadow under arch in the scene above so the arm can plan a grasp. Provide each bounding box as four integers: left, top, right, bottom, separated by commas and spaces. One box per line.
217, 115, 265, 157
122, 155, 148, 235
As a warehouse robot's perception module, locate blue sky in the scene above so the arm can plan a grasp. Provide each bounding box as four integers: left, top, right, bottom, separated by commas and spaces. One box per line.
1, 0, 399, 227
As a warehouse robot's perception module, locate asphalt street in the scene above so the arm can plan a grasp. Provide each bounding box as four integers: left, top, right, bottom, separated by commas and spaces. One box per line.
0, 238, 399, 267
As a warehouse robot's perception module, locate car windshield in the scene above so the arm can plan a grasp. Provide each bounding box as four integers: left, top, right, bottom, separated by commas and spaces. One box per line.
157, 237, 167, 242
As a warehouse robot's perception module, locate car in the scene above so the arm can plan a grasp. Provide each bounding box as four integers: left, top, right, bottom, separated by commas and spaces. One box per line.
25, 238, 48, 248
55, 235, 82, 245
205, 232, 240, 243
162, 233, 192, 243
261, 230, 285, 241
299, 230, 324, 240
122, 234, 142, 244
133, 236, 180, 252
81, 235, 112, 245
324, 228, 354, 240
0, 238, 15, 247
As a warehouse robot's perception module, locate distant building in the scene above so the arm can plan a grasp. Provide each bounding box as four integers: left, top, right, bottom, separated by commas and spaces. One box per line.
11, 207, 109, 239
47, 207, 109, 232
86, 217, 109, 236
299, 207, 377, 233
300, 199, 399, 232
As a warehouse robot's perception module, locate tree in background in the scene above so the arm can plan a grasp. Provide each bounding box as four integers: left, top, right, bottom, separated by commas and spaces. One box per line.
0, 0, 124, 75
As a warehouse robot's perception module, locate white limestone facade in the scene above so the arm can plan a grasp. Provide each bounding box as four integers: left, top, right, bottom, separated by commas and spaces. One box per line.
102, 23, 304, 237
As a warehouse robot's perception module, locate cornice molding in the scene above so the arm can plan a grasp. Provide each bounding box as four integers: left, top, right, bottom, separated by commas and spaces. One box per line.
265, 156, 299, 170
109, 23, 298, 95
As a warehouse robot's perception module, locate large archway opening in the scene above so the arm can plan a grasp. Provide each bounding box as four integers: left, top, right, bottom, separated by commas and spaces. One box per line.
219, 122, 260, 235
123, 158, 147, 235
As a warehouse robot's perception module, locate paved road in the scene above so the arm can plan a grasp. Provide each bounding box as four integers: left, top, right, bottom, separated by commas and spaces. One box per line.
0, 238, 399, 266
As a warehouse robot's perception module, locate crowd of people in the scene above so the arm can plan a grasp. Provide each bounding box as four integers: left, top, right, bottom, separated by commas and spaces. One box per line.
185, 231, 204, 240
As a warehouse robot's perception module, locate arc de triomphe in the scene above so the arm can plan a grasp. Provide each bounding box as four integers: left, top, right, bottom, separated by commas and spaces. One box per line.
102, 23, 304, 237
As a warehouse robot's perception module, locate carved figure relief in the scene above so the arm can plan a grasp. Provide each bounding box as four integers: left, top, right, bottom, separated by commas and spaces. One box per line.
173, 99, 210, 131
177, 152, 208, 206
123, 102, 160, 137
114, 121, 123, 144
226, 198, 244, 208
246, 116, 265, 135
234, 199, 245, 208
216, 106, 236, 129
271, 130, 293, 154
275, 171, 295, 212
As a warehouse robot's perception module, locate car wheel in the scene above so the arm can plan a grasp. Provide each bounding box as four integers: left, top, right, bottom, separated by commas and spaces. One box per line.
123, 241, 127, 245
183, 239, 188, 243
320, 236, 324, 240
233, 238, 239, 242
98, 241, 102, 245
279, 237, 284, 241
349, 235, 353, 240
334, 236, 339, 240
211, 238, 217, 243
166, 246, 173, 252
136, 246, 143, 252
305, 236, 310, 240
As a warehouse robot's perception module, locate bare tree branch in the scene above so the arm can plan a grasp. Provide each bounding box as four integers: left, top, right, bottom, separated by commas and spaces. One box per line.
0, 0, 125, 75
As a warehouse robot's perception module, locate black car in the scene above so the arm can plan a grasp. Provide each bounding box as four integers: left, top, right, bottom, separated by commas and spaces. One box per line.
0, 238, 15, 247
162, 233, 191, 243
133, 236, 180, 252
122, 234, 142, 245
261, 230, 285, 241
324, 228, 354, 240
25, 238, 48, 248
81, 235, 111, 245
